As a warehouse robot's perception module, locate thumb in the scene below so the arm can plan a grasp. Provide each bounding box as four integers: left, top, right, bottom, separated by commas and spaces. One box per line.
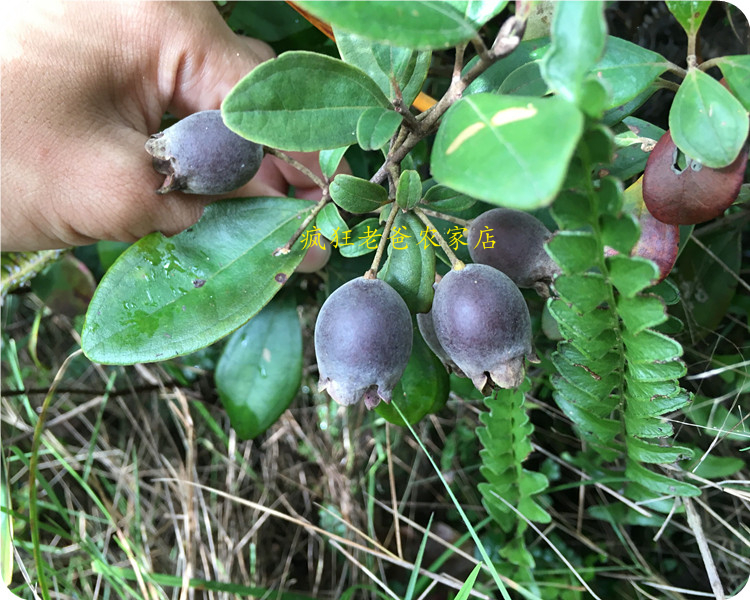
160, 4, 275, 118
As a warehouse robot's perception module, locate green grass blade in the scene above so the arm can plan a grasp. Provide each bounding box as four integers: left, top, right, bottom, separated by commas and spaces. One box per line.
453, 564, 483, 600
404, 514, 434, 600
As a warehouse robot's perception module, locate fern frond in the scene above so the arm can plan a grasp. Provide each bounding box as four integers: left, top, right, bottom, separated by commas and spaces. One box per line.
478, 385, 551, 568
546, 167, 700, 500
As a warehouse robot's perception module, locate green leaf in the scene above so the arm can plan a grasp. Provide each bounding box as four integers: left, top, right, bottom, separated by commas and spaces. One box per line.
717, 55, 750, 111
685, 396, 750, 441
672, 227, 741, 342
335, 28, 430, 105
546, 231, 600, 275
552, 347, 619, 401
685, 454, 746, 479
330, 174, 389, 213
296, 1, 508, 50
553, 273, 608, 313
378, 213, 435, 313
497, 61, 549, 96
396, 170, 422, 210
608, 117, 666, 181
603, 83, 660, 126
626, 438, 692, 464
594, 36, 669, 110
215, 296, 302, 439
601, 214, 639, 254
222, 51, 389, 151
356, 107, 402, 151
81, 198, 312, 365
553, 391, 622, 449
339, 218, 383, 257
319, 147, 349, 179
376, 323, 448, 426
540, 1, 607, 104
550, 191, 594, 229
548, 300, 615, 341
31, 253, 96, 318
665, 0, 711, 36
422, 184, 476, 212
431, 94, 584, 209
622, 328, 683, 363
669, 67, 749, 168
315, 203, 348, 241
625, 461, 700, 497
617, 295, 667, 334
607, 255, 658, 298
464, 37, 550, 95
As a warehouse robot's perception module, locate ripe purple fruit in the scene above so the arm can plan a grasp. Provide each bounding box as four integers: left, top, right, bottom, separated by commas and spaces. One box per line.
432, 263, 536, 394
315, 277, 412, 409
467, 208, 559, 297
145, 110, 263, 195
416, 310, 466, 377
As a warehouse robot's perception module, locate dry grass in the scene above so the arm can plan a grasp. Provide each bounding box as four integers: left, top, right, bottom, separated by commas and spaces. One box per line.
2, 286, 750, 599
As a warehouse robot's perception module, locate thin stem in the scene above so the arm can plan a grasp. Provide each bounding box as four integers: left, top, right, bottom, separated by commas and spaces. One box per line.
664, 61, 689, 79
418, 207, 470, 228
698, 56, 723, 72
264, 146, 327, 191
470, 32, 490, 63
413, 208, 464, 269
371, 14, 524, 195
655, 78, 681, 93
687, 32, 697, 69
273, 193, 331, 256
366, 202, 400, 278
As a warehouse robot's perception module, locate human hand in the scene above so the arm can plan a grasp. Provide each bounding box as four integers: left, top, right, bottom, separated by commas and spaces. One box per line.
1, 1, 331, 251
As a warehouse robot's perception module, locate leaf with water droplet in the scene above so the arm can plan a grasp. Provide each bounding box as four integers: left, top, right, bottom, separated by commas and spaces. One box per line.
82, 197, 313, 364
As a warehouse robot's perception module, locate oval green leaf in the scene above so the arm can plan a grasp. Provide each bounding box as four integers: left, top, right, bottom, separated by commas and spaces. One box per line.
215, 295, 302, 440
296, 1, 508, 50
594, 36, 670, 110
422, 184, 476, 212
717, 55, 750, 111
356, 107, 402, 151
540, 0, 606, 104
396, 170, 422, 210
222, 51, 389, 151
81, 197, 313, 365
665, 0, 711, 36
319, 147, 349, 180
378, 212, 435, 313
329, 174, 389, 214
431, 94, 584, 209
316, 202, 348, 240
464, 37, 550, 96
669, 68, 749, 168
335, 28, 430, 105
338, 218, 383, 257
497, 61, 549, 96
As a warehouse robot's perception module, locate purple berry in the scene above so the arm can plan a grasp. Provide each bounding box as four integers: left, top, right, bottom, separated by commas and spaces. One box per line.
145, 110, 263, 195
431, 263, 537, 394
315, 277, 412, 409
